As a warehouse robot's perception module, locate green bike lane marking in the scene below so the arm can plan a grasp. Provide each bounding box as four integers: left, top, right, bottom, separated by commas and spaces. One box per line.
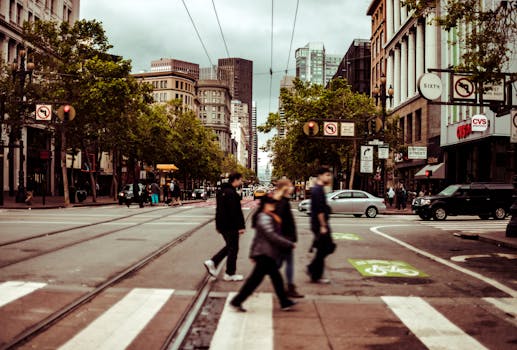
332, 232, 362, 241
348, 259, 429, 278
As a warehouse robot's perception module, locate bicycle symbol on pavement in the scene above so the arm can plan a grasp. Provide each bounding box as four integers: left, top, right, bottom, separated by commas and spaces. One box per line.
348, 259, 428, 278
332, 232, 361, 241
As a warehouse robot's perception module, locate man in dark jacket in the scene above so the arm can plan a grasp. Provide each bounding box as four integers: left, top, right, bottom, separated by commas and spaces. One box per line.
204, 172, 245, 281
307, 166, 334, 283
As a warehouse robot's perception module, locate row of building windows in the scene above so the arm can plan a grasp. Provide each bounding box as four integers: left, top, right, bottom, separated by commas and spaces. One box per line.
149, 79, 194, 93
0, 0, 73, 26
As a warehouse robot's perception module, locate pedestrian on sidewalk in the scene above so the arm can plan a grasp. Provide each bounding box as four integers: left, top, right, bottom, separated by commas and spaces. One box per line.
204, 172, 246, 281
150, 181, 161, 205
273, 179, 303, 298
307, 166, 336, 284
387, 186, 395, 208
230, 194, 296, 312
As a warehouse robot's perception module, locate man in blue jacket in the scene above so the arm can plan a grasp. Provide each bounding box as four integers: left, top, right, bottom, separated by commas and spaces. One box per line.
204, 172, 245, 281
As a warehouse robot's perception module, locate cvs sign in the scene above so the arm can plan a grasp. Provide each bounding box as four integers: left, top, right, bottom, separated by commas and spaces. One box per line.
471, 114, 488, 132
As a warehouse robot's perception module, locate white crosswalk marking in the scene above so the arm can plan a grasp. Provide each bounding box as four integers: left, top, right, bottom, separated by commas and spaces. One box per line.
420, 220, 509, 234
483, 297, 517, 318
382, 296, 488, 350
0, 281, 47, 308
210, 292, 273, 350
58, 288, 174, 350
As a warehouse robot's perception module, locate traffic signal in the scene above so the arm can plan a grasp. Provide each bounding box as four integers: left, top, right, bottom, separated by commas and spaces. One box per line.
57, 104, 76, 122
425, 170, 432, 178
303, 121, 319, 136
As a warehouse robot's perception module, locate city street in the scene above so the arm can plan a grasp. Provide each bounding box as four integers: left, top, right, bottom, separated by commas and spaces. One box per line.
0, 201, 515, 349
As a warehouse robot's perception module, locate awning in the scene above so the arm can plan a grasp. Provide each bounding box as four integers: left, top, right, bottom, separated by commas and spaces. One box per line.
414, 163, 445, 179
156, 164, 179, 171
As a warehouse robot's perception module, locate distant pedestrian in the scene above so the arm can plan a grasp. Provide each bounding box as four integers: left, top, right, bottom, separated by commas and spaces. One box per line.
307, 166, 335, 284
387, 187, 395, 208
128, 180, 144, 208
150, 182, 161, 205
204, 172, 246, 281
171, 178, 182, 206
230, 194, 296, 312
274, 179, 303, 298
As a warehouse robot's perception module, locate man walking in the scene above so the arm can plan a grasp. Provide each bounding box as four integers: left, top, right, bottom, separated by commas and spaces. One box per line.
204, 172, 246, 281
307, 166, 335, 283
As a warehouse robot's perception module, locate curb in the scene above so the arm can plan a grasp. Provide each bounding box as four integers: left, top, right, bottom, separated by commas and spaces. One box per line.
453, 232, 517, 250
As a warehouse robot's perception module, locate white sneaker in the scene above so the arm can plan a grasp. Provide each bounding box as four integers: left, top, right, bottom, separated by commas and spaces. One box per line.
203, 260, 217, 276
223, 273, 244, 281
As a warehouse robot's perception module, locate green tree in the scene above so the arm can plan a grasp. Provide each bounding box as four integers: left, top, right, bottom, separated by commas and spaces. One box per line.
403, 0, 517, 85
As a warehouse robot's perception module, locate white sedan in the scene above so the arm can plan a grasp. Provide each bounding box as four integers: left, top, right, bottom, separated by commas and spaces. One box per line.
298, 189, 386, 218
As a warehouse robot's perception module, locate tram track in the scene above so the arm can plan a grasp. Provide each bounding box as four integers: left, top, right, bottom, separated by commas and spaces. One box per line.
0, 212, 216, 350
0, 207, 196, 268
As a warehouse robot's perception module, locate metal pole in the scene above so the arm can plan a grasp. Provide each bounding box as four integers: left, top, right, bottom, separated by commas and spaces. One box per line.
0, 140, 3, 206
15, 139, 25, 203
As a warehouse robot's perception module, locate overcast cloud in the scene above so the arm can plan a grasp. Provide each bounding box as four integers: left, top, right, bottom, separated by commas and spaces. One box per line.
80, 0, 372, 169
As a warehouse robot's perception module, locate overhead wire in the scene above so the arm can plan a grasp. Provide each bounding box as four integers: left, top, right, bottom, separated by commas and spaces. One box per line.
285, 0, 300, 75
268, 0, 274, 113
181, 0, 215, 68
211, 0, 230, 58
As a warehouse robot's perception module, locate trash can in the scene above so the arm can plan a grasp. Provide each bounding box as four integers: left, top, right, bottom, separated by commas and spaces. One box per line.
76, 190, 87, 202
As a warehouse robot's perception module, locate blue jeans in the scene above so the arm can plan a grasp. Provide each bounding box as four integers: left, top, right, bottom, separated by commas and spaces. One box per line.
151, 193, 159, 204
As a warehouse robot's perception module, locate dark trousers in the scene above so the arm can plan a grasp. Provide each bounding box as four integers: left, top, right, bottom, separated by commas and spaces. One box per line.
211, 230, 239, 275
308, 233, 332, 281
231, 255, 290, 307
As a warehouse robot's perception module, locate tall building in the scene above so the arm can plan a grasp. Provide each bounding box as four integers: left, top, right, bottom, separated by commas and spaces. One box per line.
295, 42, 341, 86
1, 0, 81, 198
218, 58, 253, 167
150, 58, 199, 80
278, 76, 295, 139
333, 39, 371, 95
251, 101, 258, 173
230, 100, 249, 167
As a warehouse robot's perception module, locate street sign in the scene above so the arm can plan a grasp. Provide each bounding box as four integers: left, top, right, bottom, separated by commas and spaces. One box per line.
368, 139, 384, 146
323, 121, 338, 136
361, 146, 373, 161
378, 146, 389, 159
360, 160, 373, 173
340, 122, 355, 137
418, 73, 443, 101
453, 75, 476, 100
35, 104, 52, 121
408, 146, 427, 159
482, 80, 505, 102
348, 259, 428, 278
511, 110, 517, 143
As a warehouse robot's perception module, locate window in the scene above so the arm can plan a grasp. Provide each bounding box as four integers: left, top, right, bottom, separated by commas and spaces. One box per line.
415, 109, 422, 141
175, 81, 179, 89
352, 191, 368, 199
180, 81, 184, 89
407, 113, 413, 143
16, 3, 22, 25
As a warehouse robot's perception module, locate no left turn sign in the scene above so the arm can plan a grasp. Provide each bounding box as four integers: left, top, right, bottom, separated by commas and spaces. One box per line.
36, 104, 52, 121
453, 76, 475, 100
323, 121, 338, 136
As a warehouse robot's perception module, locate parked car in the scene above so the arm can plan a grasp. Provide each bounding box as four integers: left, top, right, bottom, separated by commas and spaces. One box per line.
412, 182, 513, 221
253, 188, 268, 200
298, 189, 386, 218
192, 188, 208, 200
118, 183, 145, 205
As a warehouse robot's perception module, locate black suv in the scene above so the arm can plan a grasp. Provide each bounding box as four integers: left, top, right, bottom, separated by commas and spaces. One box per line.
412, 183, 514, 221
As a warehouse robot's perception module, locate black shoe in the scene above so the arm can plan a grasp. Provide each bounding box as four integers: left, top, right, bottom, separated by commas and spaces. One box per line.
287, 284, 304, 298
281, 299, 297, 311
229, 300, 246, 312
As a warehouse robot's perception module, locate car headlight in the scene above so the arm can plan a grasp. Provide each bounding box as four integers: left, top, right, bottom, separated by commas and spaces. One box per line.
119, 192, 124, 197
420, 199, 431, 205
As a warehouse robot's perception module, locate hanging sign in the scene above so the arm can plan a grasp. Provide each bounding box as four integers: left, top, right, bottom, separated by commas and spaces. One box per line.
453, 75, 476, 100
378, 146, 389, 159
36, 104, 52, 121
418, 73, 442, 101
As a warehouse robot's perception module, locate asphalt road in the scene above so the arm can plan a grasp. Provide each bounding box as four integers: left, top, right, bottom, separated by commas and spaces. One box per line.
0, 202, 515, 349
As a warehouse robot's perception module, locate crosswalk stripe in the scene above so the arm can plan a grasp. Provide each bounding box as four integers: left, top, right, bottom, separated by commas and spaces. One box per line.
0, 281, 47, 308
210, 292, 273, 350
483, 297, 517, 318
382, 296, 488, 350
58, 288, 174, 350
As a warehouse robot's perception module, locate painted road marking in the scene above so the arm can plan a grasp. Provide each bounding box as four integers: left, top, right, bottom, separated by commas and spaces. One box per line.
371, 225, 517, 297
451, 253, 517, 262
0, 281, 47, 307
383, 296, 488, 350
59, 288, 174, 350
332, 232, 361, 240
348, 259, 428, 277
210, 292, 273, 350
483, 297, 517, 319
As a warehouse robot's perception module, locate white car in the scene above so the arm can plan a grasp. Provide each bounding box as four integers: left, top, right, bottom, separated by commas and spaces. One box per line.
298, 189, 386, 218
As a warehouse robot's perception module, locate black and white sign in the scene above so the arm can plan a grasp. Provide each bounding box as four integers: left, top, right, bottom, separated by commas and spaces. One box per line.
323, 122, 338, 136
378, 146, 389, 159
360, 160, 373, 173
453, 75, 476, 100
340, 122, 355, 137
408, 146, 427, 159
482, 81, 505, 102
36, 104, 52, 121
417, 73, 442, 101
361, 146, 373, 161
511, 110, 517, 143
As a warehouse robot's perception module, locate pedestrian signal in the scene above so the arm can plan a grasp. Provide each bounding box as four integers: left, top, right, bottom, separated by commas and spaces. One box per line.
303, 121, 319, 136
425, 170, 432, 178
57, 104, 76, 121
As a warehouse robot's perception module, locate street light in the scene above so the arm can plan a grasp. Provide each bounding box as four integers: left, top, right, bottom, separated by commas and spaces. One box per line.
372, 73, 394, 198
9, 48, 34, 203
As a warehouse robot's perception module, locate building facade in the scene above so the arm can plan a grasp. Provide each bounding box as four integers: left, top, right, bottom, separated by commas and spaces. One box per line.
295, 42, 341, 86
150, 58, 199, 80
333, 39, 371, 95
251, 101, 257, 173
230, 100, 249, 167
1, 0, 80, 199
278, 75, 295, 139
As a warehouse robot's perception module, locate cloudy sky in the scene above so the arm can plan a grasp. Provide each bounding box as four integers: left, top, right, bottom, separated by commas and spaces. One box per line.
80, 0, 372, 170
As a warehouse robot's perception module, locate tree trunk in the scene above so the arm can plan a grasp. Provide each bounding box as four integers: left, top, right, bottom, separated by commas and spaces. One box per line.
81, 140, 97, 202
61, 128, 70, 207
349, 139, 357, 189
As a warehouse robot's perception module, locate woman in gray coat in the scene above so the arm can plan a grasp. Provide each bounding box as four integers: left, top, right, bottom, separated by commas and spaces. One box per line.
230, 194, 296, 312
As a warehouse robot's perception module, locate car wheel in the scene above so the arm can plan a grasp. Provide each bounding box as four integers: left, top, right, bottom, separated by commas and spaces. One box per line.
365, 206, 378, 218
419, 212, 432, 221
433, 207, 447, 221
479, 215, 490, 220
493, 207, 507, 220
353, 214, 362, 218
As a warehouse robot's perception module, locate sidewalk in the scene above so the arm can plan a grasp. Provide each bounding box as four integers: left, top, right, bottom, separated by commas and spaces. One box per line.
0, 194, 118, 209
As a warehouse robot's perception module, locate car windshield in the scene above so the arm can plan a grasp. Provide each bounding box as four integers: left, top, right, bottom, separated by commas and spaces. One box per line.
438, 185, 461, 196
